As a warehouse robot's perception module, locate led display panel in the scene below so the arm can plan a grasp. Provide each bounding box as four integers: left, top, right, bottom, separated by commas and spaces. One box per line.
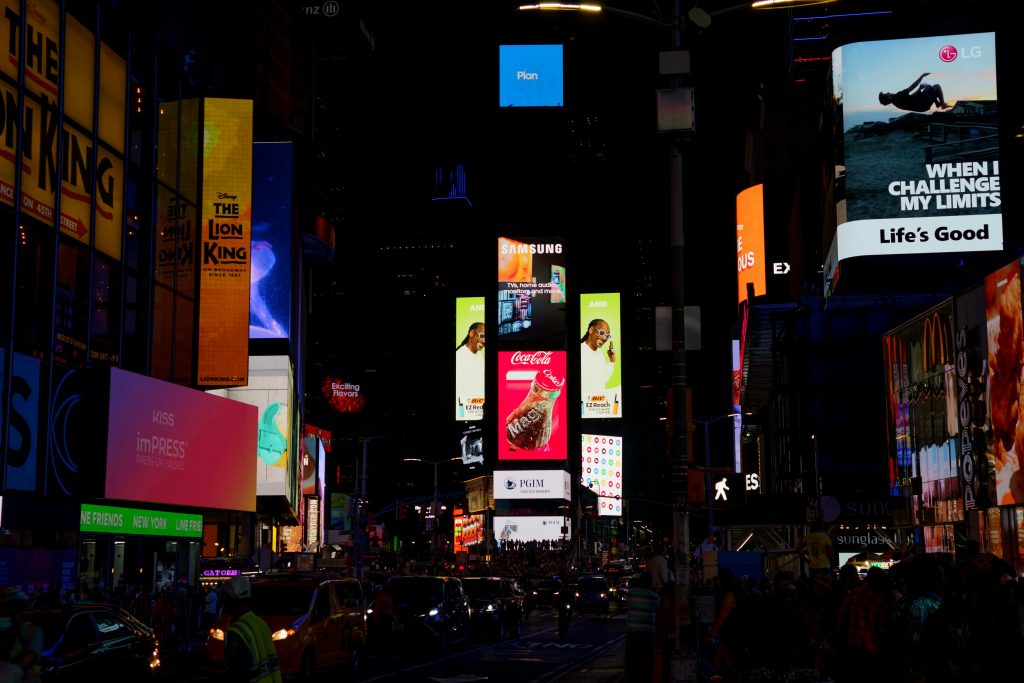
105, 368, 257, 511
494, 470, 571, 501
737, 185, 766, 304
580, 293, 622, 418
581, 434, 623, 517
197, 98, 253, 387
250, 142, 293, 339
455, 297, 486, 421
498, 351, 567, 460
497, 237, 567, 346
459, 514, 487, 547
826, 32, 1000, 293
984, 261, 1023, 506
494, 516, 570, 545
499, 44, 563, 108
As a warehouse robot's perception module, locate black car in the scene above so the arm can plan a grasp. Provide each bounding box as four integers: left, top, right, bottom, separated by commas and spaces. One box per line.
23, 603, 160, 681
382, 575, 470, 653
461, 577, 523, 640
533, 578, 564, 608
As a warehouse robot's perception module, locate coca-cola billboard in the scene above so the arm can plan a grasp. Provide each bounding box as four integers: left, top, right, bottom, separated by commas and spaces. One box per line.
498, 351, 567, 461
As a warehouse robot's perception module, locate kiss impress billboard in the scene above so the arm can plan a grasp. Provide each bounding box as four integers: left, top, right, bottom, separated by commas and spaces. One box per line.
105, 368, 257, 511
455, 297, 486, 421
498, 351, 567, 460
580, 293, 622, 418
497, 237, 567, 346
826, 32, 1000, 292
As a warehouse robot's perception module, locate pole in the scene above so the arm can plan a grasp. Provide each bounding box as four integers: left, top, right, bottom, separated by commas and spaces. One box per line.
432, 460, 440, 575
357, 436, 384, 584
704, 422, 713, 537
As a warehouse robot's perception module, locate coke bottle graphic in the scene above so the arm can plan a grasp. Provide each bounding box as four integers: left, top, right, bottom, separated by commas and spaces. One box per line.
506, 368, 564, 451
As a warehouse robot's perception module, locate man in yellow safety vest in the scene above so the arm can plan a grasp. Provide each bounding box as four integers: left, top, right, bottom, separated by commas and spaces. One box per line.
222, 576, 282, 683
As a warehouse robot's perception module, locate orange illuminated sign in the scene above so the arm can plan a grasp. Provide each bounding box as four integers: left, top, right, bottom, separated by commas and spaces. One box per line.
196, 98, 253, 387
737, 184, 766, 304
0, 0, 125, 258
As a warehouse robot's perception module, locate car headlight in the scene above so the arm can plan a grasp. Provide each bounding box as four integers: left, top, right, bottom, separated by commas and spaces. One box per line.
270, 628, 296, 641
210, 628, 226, 641
484, 603, 497, 613
600, 593, 607, 599
428, 608, 440, 617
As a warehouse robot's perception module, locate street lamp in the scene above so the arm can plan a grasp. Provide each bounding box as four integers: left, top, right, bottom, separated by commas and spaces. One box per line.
693, 413, 741, 539
355, 436, 385, 585
402, 457, 460, 574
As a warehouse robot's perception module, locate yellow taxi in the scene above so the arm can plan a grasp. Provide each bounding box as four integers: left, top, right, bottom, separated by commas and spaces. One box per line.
205, 574, 365, 679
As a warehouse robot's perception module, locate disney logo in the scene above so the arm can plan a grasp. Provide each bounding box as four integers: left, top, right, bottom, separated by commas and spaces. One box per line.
217, 192, 237, 201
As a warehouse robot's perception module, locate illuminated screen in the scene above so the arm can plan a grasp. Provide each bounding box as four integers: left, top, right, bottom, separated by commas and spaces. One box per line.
494, 516, 569, 545
581, 434, 623, 517
984, 261, 1023, 506
499, 44, 563, 107
826, 32, 1001, 292
498, 351, 567, 460
737, 185, 766, 304
105, 368, 257, 511
455, 297, 486, 421
197, 98, 254, 387
494, 470, 570, 501
250, 142, 293, 339
460, 425, 484, 466
329, 493, 351, 532
580, 293, 622, 418
460, 514, 486, 547
497, 237, 567, 346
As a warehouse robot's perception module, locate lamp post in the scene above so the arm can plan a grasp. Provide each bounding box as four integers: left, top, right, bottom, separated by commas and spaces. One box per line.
403, 457, 460, 574
356, 436, 384, 584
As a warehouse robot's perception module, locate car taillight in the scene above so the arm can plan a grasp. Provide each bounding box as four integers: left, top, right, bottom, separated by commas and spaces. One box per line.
210, 628, 226, 641
270, 628, 295, 641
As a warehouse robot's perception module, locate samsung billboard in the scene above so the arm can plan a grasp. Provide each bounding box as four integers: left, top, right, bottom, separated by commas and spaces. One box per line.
826, 32, 1000, 294
499, 44, 563, 108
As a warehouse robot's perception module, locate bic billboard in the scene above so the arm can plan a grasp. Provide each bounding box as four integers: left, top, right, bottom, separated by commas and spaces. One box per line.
580, 293, 622, 419
455, 297, 486, 421
826, 32, 1000, 293
0, 0, 126, 258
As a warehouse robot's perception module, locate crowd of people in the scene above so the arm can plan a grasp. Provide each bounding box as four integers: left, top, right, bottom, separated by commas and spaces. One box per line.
699, 546, 1023, 683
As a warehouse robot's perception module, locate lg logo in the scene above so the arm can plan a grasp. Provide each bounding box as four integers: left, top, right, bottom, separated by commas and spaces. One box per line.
939, 44, 982, 62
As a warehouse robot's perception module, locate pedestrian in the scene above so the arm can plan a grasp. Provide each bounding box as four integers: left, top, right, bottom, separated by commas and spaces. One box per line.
625, 572, 659, 683
221, 576, 282, 683
0, 588, 43, 683
203, 585, 220, 633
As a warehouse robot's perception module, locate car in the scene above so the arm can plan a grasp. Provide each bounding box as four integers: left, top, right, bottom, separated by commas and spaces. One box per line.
532, 578, 564, 608
381, 575, 470, 653
205, 574, 365, 680
461, 577, 523, 640
574, 575, 612, 613
23, 603, 160, 681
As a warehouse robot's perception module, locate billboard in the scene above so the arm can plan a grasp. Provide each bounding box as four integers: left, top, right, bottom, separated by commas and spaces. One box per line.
207, 355, 297, 508
459, 513, 486, 548
581, 434, 623, 517
580, 293, 622, 418
736, 185, 766, 304
105, 368, 257, 511
498, 351, 567, 460
827, 32, 1000, 292
497, 237, 567, 346
250, 142, 293, 339
0, 350, 42, 492
499, 44, 563, 108
494, 469, 571, 501
197, 98, 254, 387
494, 516, 569, 544
455, 297, 486, 421
0, 0, 125, 258
80, 503, 202, 539
460, 425, 484, 466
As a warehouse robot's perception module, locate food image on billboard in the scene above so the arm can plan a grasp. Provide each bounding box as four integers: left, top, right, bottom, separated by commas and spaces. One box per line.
494, 516, 569, 545
737, 185, 766, 304
985, 260, 1024, 505
580, 293, 622, 419
498, 351, 567, 461
581, 434, 623, 517
455, 297, 486, 421
460, 514, 487, 547
497, 237, 567, 346
827, 32, 1000, 293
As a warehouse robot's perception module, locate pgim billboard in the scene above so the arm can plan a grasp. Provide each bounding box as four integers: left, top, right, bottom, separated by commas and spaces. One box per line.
826, 32, 1000, 294
580, 293, 622, 418
455, 297, 486, 421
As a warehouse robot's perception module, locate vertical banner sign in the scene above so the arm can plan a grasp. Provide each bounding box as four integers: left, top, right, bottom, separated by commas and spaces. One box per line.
152, 99, 200, 384
250, 142, 293, 340
983, 260, 1021, 506
0, 350, 42, 492
498, 351, 567, 460
455, 297, 486, 421
581, 434, 623, 517
580, 293, 622, 419
197, 99, 253, 387
0, 0, 126, 257
737, 184, 765, 304
826, 33, 1001, 293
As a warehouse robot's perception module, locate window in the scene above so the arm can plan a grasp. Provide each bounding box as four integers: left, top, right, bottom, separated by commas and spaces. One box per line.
312, 586, 332, 622
333, 582, 362, 608
94, 611, 133, 641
